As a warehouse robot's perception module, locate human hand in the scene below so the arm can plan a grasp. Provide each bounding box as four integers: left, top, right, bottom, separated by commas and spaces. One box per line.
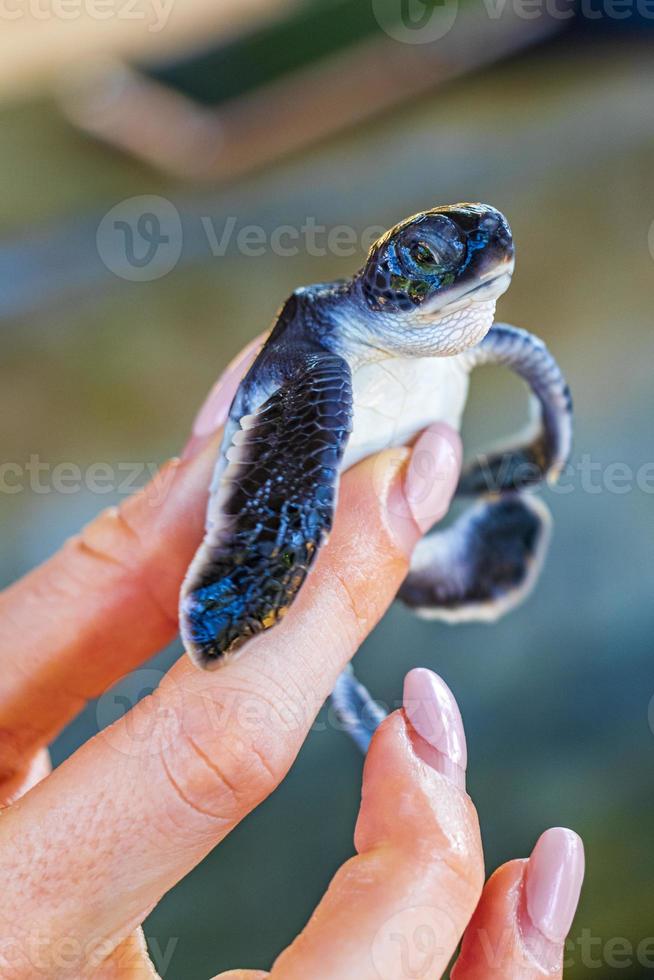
0, 339, 583, 979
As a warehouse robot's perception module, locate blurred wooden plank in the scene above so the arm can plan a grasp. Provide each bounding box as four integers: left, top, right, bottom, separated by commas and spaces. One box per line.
2, 43, 651, 321
61, 3, 562, 182
0, 0, 298, 99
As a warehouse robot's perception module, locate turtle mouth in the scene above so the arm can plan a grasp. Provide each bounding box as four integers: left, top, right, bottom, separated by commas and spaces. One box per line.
464, 266, 514, 301
424, 258, 515, 318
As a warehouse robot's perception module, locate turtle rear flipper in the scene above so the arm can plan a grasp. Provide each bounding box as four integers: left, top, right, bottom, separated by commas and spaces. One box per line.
180, 350, 352, 667
398, 495, 551, 622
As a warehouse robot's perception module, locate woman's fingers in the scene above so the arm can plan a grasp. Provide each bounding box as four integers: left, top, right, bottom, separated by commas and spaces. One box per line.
268, 669, 483, 980
0, 338, 263, 779
452, 829, 584, 980
0, 431, 463, 978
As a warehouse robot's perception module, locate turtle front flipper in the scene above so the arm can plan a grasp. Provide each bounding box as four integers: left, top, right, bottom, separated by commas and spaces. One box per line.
180, 351, 352, 667
398, 325, 571, 625
457, 323, 573, 495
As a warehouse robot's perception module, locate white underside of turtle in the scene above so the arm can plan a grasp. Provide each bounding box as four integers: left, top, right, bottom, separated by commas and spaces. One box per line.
344, 348, 470, 470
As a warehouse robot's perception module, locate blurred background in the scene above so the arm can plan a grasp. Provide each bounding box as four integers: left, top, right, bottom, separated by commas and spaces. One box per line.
1, 0, 653, 976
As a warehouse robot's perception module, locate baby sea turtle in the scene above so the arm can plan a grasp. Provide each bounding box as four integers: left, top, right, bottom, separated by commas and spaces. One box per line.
180, 203, 572, 751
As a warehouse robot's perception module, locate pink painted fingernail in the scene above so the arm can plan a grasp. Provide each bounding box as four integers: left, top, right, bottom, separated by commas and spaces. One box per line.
384, 424, 462, 553
405, 424, 462, 534
403, 668, 467, 789
520, 828, 585, 970
181, 335, 263, 460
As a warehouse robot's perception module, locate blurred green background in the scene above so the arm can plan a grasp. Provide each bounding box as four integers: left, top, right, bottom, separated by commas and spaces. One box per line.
1, 3, 654, 977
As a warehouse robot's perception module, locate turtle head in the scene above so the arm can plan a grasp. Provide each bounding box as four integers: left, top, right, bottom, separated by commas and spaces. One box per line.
358, 204, 514, 355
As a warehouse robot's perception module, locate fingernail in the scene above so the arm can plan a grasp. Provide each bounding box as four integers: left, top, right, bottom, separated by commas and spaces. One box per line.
181, 336, 262, 460
520, 828, 585, 970
405, 424, 462, 534
403, 667, 467, 789
384, 423, 462, 552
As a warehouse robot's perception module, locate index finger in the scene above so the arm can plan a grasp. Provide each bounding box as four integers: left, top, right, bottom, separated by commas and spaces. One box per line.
0, 430, 462, 977
0, 337, 262, 780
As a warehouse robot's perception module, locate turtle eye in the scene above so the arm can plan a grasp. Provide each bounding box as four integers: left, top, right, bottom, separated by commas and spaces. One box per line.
409, 241, 438, 268
406, 226, 465, 273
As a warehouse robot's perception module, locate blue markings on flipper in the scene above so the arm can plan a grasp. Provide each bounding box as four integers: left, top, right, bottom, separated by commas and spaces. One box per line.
181, 350, 353, 667
181, 576, 248, 651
